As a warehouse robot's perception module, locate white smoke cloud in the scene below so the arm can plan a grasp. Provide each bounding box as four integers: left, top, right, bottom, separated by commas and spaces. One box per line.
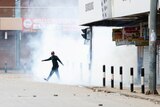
23, 0, 91, 85
24, 0, 137, 87
91, 27, 137, 86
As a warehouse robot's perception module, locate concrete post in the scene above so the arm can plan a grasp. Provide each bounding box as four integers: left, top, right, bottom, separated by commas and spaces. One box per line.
130, 68, 134, 92
141, 68, 145, 94
111, 66, 114, 88
4, 62, 7, 73
120, 66, 123, 90
103, 65, 106, 87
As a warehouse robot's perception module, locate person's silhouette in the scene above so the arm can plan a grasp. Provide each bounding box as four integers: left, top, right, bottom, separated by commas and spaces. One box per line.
42, 51, 63, 81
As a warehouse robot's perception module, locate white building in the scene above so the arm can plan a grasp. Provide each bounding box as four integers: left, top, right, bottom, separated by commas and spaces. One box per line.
79, 0, 160, 84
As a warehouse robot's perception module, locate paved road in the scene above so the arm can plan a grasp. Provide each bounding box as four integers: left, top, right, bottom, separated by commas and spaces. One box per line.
0, 73, 159, 107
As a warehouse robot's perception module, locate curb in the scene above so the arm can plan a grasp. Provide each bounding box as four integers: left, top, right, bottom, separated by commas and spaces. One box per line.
86, 86, 160, 105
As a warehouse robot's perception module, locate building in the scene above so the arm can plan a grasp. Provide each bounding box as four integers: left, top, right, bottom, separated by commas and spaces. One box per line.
79, 0, 160, 83
0, 0, 78, 71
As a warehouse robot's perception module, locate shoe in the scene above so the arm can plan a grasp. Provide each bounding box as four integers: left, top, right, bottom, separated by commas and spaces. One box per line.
44, 78, 48, 81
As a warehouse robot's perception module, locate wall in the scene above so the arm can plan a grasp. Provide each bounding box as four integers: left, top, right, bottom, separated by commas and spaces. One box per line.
0, 0, 15, 17
0, 18, 22, 30
79, 0, 160, 25
79, 0, 103, 25
0, 31, 16, 69
112, 0, 150, 18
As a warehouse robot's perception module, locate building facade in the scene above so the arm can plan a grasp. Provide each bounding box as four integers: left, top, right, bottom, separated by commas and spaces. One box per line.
0, 0, 78, 70
79, 0, 160, 83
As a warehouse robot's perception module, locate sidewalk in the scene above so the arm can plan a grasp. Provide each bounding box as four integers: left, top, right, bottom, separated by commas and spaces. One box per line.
89, 85, 160, 104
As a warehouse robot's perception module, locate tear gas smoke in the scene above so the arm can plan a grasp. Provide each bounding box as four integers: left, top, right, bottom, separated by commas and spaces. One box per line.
26, 0, 137, 86
31, 25, 90, 85
91, 27, 137, 86
25, 0, 91, 85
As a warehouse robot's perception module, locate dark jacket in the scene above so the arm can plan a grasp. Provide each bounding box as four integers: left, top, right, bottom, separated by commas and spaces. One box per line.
42, 55, 63, 70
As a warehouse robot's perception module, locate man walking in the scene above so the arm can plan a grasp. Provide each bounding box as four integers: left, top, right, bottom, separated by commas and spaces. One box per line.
42, 51, 63, 81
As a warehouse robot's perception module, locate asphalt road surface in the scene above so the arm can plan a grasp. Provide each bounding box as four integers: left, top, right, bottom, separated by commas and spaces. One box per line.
0, 73, 159, 107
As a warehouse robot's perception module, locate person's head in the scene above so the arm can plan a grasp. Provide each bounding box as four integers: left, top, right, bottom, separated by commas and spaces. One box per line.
51, 51, 55, 56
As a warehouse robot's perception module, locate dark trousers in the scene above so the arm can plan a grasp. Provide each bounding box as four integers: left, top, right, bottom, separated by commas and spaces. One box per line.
47, 68, 60, 80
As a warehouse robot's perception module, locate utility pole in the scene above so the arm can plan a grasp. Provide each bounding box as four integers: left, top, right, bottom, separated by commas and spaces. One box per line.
89, 26, 93, 84
89, 26, 93, 70
146, 0, 159, 95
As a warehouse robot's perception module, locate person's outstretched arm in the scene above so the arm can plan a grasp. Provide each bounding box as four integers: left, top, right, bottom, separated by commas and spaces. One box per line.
57, 57, 64, 65
42, 57, 51, 62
